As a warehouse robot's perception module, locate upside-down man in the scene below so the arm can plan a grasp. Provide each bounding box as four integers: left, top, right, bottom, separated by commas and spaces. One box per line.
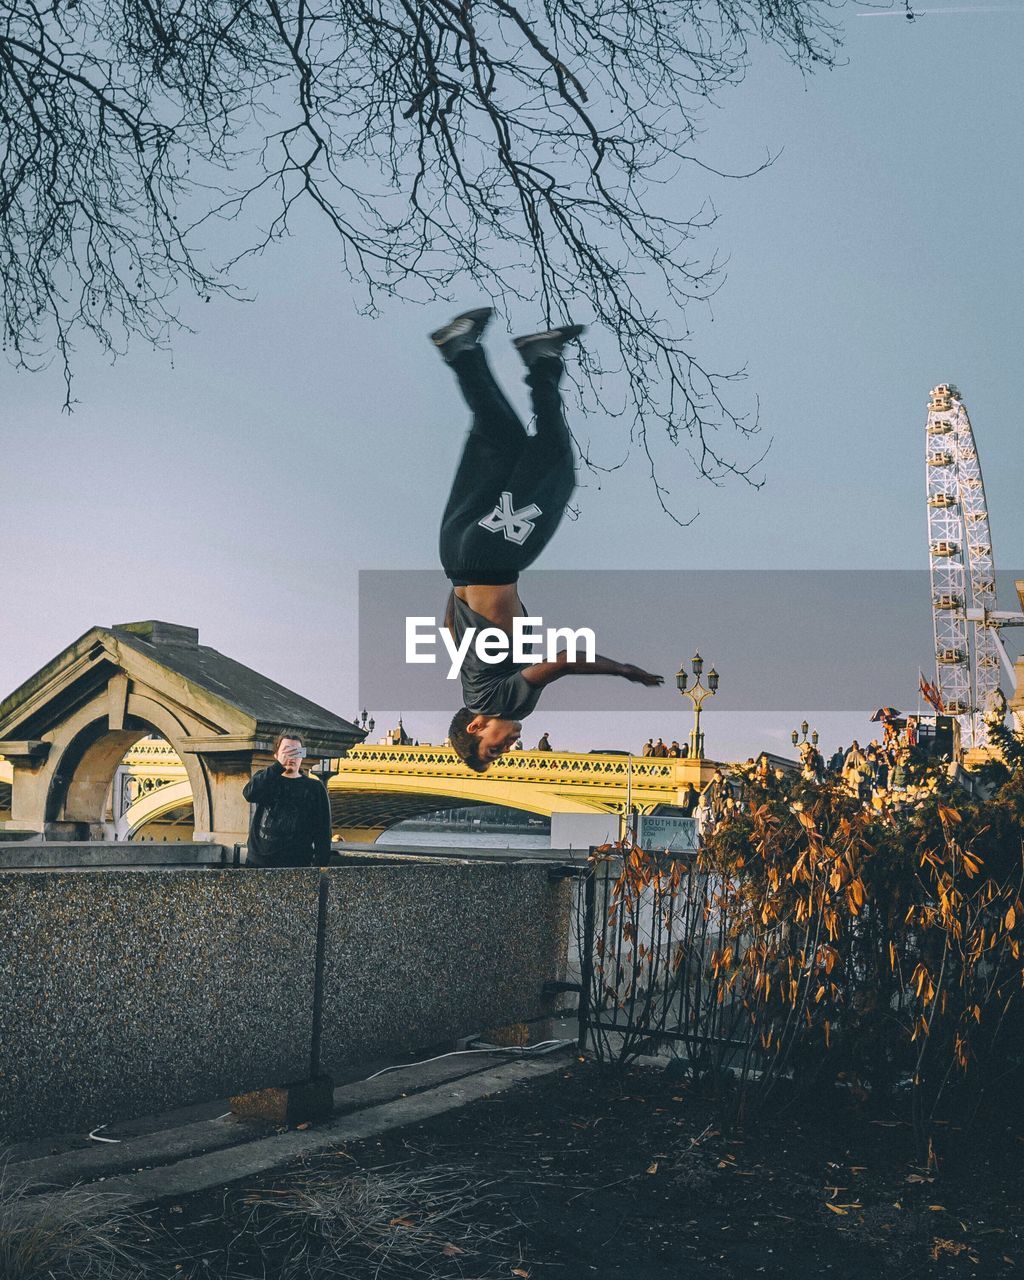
432, 307, 663, 773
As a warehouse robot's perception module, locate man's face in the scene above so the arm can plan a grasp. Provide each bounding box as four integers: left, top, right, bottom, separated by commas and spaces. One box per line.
276, 737, 304, 769
470, 717, 522, 765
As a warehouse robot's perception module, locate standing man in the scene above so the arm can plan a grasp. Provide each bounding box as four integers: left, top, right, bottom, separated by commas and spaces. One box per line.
243, 731, 332, 867
842, 740, 868, 801
432, 306, 663, 773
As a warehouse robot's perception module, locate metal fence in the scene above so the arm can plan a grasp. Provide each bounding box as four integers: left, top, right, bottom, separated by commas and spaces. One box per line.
575, 848, 761, 1074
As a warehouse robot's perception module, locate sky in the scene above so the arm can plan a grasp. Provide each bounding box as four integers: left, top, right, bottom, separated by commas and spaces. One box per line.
3, 4, 1023, 762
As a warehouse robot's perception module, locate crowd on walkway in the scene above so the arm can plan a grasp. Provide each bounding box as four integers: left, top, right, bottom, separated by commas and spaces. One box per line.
689, 712, 965, 842
793, 714, 931, 799
641, 737, 690, 758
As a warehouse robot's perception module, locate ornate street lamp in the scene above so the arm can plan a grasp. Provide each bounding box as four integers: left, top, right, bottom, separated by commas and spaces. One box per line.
792, 721, 819, 749
353, 709, 375, 737
676, 651, 719, 760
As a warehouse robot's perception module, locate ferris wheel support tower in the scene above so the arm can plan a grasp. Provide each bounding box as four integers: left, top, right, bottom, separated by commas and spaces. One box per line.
925, 384, 1001, 749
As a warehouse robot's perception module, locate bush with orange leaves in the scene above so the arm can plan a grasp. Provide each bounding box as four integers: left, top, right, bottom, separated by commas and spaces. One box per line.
583, 754, 1024, 1153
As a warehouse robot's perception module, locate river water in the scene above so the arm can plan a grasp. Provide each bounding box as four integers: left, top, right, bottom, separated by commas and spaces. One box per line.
378, 828, 550, 850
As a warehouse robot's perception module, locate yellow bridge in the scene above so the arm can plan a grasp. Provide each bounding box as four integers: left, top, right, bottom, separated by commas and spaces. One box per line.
329, 743, 719, 841
0, 741, 718, 842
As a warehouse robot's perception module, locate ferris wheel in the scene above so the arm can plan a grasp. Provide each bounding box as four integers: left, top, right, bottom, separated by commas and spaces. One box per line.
925, 383, 1001, 749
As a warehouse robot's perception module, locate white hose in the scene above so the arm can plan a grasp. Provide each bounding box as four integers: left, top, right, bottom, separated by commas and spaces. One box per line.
87, 1124, 121, 1144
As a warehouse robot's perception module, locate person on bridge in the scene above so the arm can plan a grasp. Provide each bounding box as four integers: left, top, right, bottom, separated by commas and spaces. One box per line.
242, 731, 332, 867
432, 306, 663, 773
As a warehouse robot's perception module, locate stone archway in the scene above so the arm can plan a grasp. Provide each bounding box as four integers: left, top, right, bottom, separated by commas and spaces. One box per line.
44, 713, 206, 841
4, 681, 216, 842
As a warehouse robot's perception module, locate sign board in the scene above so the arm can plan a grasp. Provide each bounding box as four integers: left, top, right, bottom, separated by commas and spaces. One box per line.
635, 814, 698, 854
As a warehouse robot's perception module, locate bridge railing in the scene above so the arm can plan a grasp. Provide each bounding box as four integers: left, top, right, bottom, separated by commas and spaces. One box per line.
121, 740, 183, 763
336, 744, 703, 786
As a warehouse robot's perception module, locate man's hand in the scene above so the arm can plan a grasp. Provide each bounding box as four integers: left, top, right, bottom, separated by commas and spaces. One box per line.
275, 737, 305, 776
618, 664, 664, 687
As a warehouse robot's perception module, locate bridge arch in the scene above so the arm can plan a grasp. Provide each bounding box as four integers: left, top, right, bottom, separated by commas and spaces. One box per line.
329, 791, 524, 842
327, 744, 720, 842
120, 779, 194, 840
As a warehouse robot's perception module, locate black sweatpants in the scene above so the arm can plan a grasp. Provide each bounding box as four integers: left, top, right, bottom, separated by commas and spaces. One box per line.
439, 346, 575, 585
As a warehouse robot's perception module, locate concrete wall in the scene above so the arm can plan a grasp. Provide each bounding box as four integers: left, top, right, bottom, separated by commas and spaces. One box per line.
321, 862, 569, 1069
0, 858, 570, 1140
0, 841, 226, 868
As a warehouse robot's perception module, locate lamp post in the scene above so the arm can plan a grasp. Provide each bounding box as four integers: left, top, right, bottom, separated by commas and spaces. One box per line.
791, 721, 819, 750
353, 708, 376, 739
676, 652, 719, 760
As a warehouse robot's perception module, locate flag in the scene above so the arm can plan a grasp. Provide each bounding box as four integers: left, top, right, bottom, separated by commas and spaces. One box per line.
919, 670, 944, 714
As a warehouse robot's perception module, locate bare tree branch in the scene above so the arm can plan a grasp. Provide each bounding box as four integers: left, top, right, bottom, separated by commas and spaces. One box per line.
0, 0, 842, 506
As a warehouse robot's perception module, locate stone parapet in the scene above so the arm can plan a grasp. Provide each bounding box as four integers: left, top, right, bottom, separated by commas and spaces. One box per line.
0, 857, 570, 1140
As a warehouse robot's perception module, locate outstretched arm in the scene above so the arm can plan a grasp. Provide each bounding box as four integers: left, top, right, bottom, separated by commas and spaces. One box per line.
522, 652, 663, 690
242, 761, 284, 802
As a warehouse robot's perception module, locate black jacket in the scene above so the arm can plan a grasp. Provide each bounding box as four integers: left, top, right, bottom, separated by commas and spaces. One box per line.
242, 761, 332, 866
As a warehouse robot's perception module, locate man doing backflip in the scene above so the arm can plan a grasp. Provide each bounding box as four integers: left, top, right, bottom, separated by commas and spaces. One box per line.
432, 307, 663, 773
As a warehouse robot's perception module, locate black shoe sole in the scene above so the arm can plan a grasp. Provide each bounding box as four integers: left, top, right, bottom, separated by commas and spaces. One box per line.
430, 307, 494, 348
512, 323, 586, 352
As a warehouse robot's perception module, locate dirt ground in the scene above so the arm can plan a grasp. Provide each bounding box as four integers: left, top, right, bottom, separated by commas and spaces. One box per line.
148, 1059, 1023, 1280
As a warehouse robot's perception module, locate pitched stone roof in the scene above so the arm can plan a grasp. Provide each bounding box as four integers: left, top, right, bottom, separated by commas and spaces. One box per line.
111, 622, 357, 737
0, 620, 362, 750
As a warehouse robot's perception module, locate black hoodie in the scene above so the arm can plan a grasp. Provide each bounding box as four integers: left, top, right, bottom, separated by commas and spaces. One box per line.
242, 761, 331, 866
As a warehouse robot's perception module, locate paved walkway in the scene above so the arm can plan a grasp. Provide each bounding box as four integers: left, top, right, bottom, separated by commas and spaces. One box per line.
13, 1029, 577, 1212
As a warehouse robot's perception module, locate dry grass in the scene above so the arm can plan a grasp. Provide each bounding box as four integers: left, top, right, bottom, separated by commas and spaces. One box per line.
230, 1162, 514, 1279
0, 1157, 149, 1279
1, 1152, 519, 1280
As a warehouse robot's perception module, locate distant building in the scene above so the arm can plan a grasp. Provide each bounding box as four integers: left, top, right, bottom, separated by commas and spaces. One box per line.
384, 719, 413, 747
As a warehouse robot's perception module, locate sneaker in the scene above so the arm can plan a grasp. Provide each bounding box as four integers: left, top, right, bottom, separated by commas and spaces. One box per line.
513, 323, 586, 366
430, 307, 493, 361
